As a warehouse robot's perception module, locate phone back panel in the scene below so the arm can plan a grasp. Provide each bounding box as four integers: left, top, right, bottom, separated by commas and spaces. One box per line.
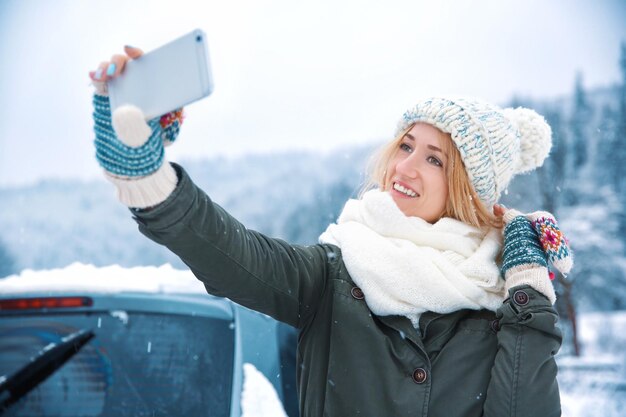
108, 29, 213, 120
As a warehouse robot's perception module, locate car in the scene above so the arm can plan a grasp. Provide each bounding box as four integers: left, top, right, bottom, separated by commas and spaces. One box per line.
0, 263, 298, 417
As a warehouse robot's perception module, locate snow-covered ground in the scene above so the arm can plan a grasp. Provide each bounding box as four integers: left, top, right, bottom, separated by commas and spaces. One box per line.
2, 263, 625, 416
559, 311, 626, 417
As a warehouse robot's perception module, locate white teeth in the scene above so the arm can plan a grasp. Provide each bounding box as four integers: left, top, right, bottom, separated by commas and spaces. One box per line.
393, 183, 417, 197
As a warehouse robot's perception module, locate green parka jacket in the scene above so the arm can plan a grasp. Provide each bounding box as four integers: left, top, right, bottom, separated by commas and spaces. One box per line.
133, 164, 562, 417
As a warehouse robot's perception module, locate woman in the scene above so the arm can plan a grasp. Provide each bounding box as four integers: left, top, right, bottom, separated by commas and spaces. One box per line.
89, 47, 572, 417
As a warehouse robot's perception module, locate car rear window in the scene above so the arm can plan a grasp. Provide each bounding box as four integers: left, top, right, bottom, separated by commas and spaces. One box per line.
0, 311, 234, 417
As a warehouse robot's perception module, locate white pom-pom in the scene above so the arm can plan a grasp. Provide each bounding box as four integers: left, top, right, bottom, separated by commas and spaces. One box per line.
503, 107, 552, 173
112, 105, 152, 148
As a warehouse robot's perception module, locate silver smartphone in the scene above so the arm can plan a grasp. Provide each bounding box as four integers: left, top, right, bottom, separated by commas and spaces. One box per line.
107, 29, 214, 120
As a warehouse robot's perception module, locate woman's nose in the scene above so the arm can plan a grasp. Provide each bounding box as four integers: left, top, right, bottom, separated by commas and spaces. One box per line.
396, 154, 420, 178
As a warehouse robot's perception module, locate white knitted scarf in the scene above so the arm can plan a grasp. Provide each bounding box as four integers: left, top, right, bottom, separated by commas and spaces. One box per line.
319, 189, 506, 327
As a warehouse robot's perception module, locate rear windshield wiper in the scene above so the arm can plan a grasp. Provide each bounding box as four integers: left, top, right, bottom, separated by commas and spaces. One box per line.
0, 329, 95, 412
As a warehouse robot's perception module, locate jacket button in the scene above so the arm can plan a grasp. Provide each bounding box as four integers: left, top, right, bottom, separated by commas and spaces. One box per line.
490, 319, 501, 333
351, 287, 365, 300
412, 368, 427, 384
513, 290, 530, 306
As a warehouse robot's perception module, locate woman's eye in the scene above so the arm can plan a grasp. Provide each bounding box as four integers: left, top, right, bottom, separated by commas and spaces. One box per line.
427, 156, 443, 167
400, 143, 412, 152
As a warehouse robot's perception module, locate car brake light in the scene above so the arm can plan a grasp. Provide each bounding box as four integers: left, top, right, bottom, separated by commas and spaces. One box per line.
0, 297, 93, 311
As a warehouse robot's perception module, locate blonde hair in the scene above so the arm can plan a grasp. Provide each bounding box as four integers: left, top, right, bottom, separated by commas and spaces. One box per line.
360, 124, 501, 228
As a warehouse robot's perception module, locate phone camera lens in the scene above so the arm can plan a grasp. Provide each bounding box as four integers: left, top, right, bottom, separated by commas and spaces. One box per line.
196, 35, 202, 42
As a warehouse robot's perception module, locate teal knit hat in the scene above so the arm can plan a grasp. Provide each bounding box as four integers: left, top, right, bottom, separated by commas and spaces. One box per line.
395, 97, 552, 207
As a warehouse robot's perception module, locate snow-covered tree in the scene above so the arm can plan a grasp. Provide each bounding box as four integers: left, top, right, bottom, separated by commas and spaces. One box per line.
615, 43, 626, 236
538, 105, 568, 213
569, 73, 593, 170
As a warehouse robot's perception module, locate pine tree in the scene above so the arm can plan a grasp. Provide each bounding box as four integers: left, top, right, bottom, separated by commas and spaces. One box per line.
617, 42, 626, 150
537, 105, 567, 213
597, 104, 618, 189
616, 42, 626, 236
569, 73, 593, 169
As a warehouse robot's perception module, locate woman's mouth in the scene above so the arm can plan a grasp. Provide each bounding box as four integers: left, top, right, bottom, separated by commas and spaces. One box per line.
392, 182, 419, 198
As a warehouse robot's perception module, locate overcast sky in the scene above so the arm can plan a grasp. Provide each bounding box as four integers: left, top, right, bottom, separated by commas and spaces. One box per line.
0, 0, 625, 186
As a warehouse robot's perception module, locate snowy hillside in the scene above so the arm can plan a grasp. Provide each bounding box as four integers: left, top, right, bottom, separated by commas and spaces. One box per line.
0, 144, 373, 276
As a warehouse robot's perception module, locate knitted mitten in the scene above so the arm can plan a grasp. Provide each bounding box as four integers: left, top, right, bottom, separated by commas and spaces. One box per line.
92, 80, 184, 208
501, 209, 572, 304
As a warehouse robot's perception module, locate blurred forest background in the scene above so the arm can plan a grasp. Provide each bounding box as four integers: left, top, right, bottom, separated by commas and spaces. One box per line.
1, 43, 626, 358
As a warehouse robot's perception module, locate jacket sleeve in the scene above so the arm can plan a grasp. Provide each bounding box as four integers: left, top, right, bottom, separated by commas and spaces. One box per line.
483, 285, 562, 417
131, 163, 334, 329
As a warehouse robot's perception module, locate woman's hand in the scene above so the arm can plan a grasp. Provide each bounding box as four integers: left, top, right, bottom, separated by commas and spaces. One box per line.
88, 46, 143, 96
89, 46, 144, 83
88, 45, 183, 208
492, 204, 573, 304
492, 203, 506, 220
494, 205, 572, 274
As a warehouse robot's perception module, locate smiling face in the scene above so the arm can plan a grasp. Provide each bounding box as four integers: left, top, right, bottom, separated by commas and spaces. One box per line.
384, 123, 450, 222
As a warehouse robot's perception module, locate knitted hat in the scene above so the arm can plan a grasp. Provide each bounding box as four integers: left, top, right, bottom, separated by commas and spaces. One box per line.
395, 97, 552, 207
